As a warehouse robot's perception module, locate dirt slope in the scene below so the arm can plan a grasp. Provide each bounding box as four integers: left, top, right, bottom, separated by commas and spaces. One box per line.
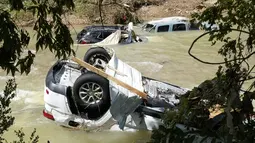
64, 0, 216, 25
137, 0, 217, 21
137, 0, 203, 21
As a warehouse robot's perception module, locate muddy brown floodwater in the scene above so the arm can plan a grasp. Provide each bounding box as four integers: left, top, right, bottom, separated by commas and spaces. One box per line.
1, 26, 254, 143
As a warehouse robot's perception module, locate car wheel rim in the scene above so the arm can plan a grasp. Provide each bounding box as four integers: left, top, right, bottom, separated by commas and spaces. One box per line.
79, 82, 103, 105
88, 54, 109, 70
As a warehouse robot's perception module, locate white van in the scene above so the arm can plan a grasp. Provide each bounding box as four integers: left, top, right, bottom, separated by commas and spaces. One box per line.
142, 16, 218, 32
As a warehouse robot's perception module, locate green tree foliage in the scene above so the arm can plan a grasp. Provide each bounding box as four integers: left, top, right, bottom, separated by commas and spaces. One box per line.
0, 0, 75, 76
0, 79, 39, 143
150, 0, 255, 142
0, 79, 16, 142
0, 0, 75, 142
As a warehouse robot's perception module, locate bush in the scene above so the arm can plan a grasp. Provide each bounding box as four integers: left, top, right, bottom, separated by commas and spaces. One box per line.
150, 0, 255, 142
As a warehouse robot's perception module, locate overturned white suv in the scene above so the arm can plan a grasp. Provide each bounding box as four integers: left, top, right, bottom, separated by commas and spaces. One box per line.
43, 46, 189, 131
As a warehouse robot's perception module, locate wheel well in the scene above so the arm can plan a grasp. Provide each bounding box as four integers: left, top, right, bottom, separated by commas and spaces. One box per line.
66, 72, 112, 120
66, 86, 79, 115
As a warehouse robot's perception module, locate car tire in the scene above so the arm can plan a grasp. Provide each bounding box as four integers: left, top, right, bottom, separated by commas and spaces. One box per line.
83, 47, 111, 70
73, 72, 110, 119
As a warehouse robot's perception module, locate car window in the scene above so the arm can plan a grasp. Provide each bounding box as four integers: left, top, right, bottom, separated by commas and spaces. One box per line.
189, 22, 200, 30
78, 29, 87, 35
143, 24, 155, 32
77, 29, 88, 40
157, 25, 169, 32
172, 24, 186, 31
150, 26, 156, 32
99, 31, 113, 39
88, 31, 101, 38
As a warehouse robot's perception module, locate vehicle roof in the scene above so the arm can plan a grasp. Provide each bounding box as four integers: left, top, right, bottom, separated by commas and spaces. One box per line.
88, 28, 117, 32
83, 25, 123, 31
147, 16, 189, 25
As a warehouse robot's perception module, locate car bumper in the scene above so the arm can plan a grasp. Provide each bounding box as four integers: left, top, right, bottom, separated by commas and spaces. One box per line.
43, 61, 115, 129
44, 61, 78, 127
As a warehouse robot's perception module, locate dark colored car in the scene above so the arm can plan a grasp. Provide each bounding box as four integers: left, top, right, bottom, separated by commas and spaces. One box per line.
77, 25, 124, 44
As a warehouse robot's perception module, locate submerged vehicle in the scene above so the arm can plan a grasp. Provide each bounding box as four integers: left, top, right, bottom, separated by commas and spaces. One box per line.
43, 46, 188, 130
142, 16, 218, 33
77, 23, 145, 45
76, 25, 124, 43
76, 26, 123, 44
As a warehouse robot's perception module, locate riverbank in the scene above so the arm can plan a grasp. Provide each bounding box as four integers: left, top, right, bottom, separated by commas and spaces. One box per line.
17, 0, 216, 26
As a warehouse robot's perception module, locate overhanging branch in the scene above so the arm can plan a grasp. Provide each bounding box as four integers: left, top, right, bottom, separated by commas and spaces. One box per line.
188, 29, 254, 65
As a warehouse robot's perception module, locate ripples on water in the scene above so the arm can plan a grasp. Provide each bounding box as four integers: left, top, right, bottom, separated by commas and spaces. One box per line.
0, 26, 254, 142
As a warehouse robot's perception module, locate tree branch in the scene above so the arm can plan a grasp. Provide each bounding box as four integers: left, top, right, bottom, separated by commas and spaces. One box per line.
188, 29, 253, 65
98, 0, 104, 27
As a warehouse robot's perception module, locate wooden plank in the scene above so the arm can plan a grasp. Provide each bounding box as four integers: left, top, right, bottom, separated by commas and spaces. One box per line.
72, 57, 148, 99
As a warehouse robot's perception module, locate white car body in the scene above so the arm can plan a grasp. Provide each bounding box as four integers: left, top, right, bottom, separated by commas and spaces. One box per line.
43, 48, 188, 131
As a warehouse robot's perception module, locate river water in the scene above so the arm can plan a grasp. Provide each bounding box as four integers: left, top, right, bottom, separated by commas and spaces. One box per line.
1, 26, 254, 142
